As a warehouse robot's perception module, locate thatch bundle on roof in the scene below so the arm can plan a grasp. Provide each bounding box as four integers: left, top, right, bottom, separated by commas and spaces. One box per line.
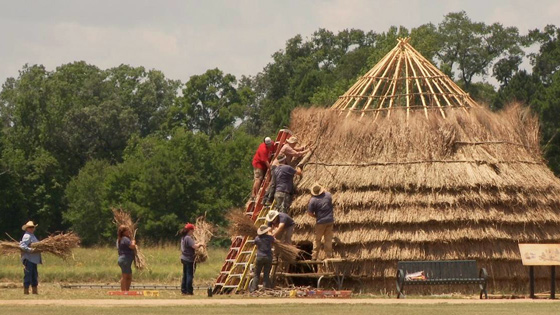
286, 39, 560, 291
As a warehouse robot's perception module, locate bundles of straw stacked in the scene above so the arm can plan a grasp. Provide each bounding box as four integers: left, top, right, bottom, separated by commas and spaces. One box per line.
112, 208, 147, 270
0, 232, 81, 259
227, 210, 257, 238
193, 216, 215, 263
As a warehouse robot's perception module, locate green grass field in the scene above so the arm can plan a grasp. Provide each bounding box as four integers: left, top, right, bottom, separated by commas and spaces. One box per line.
0, 246, 227, 284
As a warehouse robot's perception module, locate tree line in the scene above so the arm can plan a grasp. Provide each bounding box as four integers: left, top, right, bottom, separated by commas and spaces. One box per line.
1, 11, 559, 245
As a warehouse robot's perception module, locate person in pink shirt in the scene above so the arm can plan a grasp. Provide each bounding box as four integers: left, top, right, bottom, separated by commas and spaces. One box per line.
272, 136, 309, 167
251, 137, 275, 199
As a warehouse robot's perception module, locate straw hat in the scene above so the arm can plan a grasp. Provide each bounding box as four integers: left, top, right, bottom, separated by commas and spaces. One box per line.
266, 210, 279, 222
21, 221, 38, 231
276, 154, 287, 163
311, 183, 325, 196
286, 136, 298, 144
257, 225, 271, 235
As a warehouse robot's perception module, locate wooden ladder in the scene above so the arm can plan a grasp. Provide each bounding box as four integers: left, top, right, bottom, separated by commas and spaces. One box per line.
213, 129, 292, 294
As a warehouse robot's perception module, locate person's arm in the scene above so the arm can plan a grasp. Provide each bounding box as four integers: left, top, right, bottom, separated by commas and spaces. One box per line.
272, 223, 285, 237
19, 234, 34, 252
307, 200, 316, 218
123, 237, 136, 250
188, 237, 204, 250
295, 166, 302, 176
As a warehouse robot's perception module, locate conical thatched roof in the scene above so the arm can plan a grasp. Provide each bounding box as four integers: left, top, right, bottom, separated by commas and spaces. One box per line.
332, 37, 479, 119
288, 39, 560, 291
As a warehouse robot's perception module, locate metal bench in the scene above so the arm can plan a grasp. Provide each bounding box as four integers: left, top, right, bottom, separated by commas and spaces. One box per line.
396, 260, 488, 299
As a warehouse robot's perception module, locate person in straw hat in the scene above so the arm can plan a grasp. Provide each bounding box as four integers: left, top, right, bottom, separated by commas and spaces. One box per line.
19, 221, 42, 295
307, 183, 334, 260
266, 210, 295, 245
117, 225, 136, 291
251, 136, 276, 199
272, 136, 309, 167
179, 223, 205, 295
271, 153, 302, 212
249, 224, 275, 292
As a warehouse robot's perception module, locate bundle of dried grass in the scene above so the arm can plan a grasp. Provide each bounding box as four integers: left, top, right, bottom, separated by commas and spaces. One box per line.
0, 241, 21, 255
193, 216, 215, 263
0, 232, 81, 259
227, 210, 257, 238
32, 232, 81, 259
273, 242, 301, 263
112, 207, 147, 270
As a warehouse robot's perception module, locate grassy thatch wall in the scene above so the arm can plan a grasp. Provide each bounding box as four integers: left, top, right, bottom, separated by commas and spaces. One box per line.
288, 105, 560, 290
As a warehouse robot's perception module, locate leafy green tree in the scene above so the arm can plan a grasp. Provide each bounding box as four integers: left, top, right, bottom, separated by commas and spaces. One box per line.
64, 159, 114, 245
437, 11, 523, 92
529, 25, 560, 84
169, 69, 242, 137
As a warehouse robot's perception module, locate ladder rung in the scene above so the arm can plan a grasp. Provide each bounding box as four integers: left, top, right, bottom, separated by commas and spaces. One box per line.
240, 251, 253, 255
222, 285, 240, 289
221, 271, 230, 274
245, 240, 254, 243
225, 259, 236, 262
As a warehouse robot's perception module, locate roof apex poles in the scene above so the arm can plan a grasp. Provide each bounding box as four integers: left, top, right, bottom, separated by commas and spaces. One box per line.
331, 37, 479, 118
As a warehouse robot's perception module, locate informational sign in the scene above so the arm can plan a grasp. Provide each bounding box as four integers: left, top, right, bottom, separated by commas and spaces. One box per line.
518, 244, 560, 266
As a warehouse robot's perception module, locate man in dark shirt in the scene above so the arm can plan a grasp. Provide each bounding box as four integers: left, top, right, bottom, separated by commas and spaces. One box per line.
307, 183, 334, 260
273, 154, 302, 213
266, 210, 295, 245
250, 225, 275, 292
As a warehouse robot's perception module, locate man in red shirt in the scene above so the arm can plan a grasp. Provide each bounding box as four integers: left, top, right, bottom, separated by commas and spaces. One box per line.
251, 137, 274, 198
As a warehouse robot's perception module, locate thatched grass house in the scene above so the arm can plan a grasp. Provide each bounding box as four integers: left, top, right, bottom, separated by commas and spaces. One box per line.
288, 38, 560, 292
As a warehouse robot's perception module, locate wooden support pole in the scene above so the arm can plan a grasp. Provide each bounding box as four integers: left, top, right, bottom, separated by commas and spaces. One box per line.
551, 266, 556, 299
530, 266, 535, 299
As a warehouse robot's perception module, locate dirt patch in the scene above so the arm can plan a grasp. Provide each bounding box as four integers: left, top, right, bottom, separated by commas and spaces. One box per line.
0, 298, 558, 307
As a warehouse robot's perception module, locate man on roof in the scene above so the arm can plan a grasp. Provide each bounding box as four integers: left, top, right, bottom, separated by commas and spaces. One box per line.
251, 137, 275, 199
266, 210, 294, 245
272, 136, 309, 167
307, 183, 334, 260
272, 153, 302, 213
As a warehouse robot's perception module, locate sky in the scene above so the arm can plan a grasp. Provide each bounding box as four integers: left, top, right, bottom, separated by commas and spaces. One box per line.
0, 0, 559, 86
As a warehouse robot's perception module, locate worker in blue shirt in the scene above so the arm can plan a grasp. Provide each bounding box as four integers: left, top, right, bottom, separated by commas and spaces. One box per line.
19, 221, 42, 295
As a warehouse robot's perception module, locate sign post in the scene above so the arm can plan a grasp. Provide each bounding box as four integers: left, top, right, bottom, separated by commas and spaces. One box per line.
518, 244, 560, 299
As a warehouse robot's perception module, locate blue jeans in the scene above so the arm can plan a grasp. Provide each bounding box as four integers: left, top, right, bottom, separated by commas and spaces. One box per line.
23, 259, 38, 288
181, 260, 195, 294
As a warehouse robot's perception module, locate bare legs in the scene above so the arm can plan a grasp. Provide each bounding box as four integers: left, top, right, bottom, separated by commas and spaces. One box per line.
120, 273, 132, 291
252, 177, 262, 198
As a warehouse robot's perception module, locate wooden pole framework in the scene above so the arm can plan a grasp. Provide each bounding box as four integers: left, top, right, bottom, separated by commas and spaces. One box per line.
331, 38, 479, 119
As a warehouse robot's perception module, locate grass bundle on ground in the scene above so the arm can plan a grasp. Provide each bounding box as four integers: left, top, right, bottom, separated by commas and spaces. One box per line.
0, 232, 80, 260
227, 209, 257, 238
112, 207, 147, 270
273, 242, 301, 263
193, 216, 215, 263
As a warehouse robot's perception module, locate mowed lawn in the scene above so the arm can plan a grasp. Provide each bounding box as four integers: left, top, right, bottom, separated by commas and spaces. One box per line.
1, 303, 560, 315
0, 246, 227, 284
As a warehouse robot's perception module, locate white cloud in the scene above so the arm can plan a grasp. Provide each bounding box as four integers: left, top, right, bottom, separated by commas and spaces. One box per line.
0, 0, 559, 86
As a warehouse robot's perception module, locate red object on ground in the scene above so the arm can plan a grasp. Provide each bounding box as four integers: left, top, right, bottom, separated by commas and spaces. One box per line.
108, 291, 144, 296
